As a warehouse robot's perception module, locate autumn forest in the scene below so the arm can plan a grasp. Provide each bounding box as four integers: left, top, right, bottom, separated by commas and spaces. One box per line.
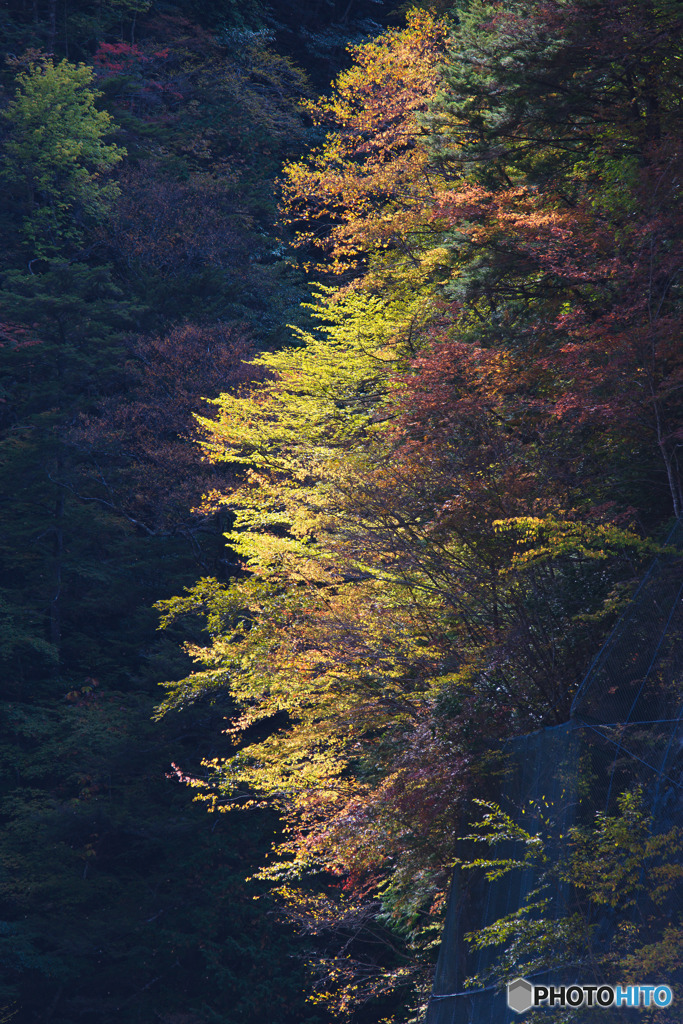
0, 0, 681, 1022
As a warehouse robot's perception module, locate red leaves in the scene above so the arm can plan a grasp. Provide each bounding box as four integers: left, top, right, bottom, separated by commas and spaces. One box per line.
93, 39, 181, 115
0, 321, 42, 350
93, 41, 173, 75
70, 322, 259, 532
93, 42, 149, 75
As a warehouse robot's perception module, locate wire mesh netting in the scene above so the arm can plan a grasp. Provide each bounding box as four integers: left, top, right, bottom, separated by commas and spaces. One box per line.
426, 521, 683, 1024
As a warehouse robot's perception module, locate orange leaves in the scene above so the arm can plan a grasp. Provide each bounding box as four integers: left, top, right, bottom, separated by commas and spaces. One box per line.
281, 10, 446, 276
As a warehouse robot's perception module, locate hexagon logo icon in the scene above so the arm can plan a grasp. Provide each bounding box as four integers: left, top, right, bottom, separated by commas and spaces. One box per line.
507, 977, 534, 1014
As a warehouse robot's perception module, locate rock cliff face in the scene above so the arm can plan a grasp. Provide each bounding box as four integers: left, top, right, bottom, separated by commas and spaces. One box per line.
427, 522, 683, 1024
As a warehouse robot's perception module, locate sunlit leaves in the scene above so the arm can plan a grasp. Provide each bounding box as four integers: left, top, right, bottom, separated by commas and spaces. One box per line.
463, 789, 683, 1009
281, 9, 446, 277
2, 58, 124, 255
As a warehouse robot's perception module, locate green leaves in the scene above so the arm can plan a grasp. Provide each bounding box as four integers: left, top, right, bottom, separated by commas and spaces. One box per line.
463, 788, 683, 1002
2, 58, 125, 256
493, 517, 660, 571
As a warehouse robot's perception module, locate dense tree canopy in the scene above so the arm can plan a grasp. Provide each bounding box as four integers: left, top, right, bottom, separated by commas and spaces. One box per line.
2, 58, 124, 256
152, 5, 682, 1020
0, 3, 380, 1021
0, 0, 680, 1021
